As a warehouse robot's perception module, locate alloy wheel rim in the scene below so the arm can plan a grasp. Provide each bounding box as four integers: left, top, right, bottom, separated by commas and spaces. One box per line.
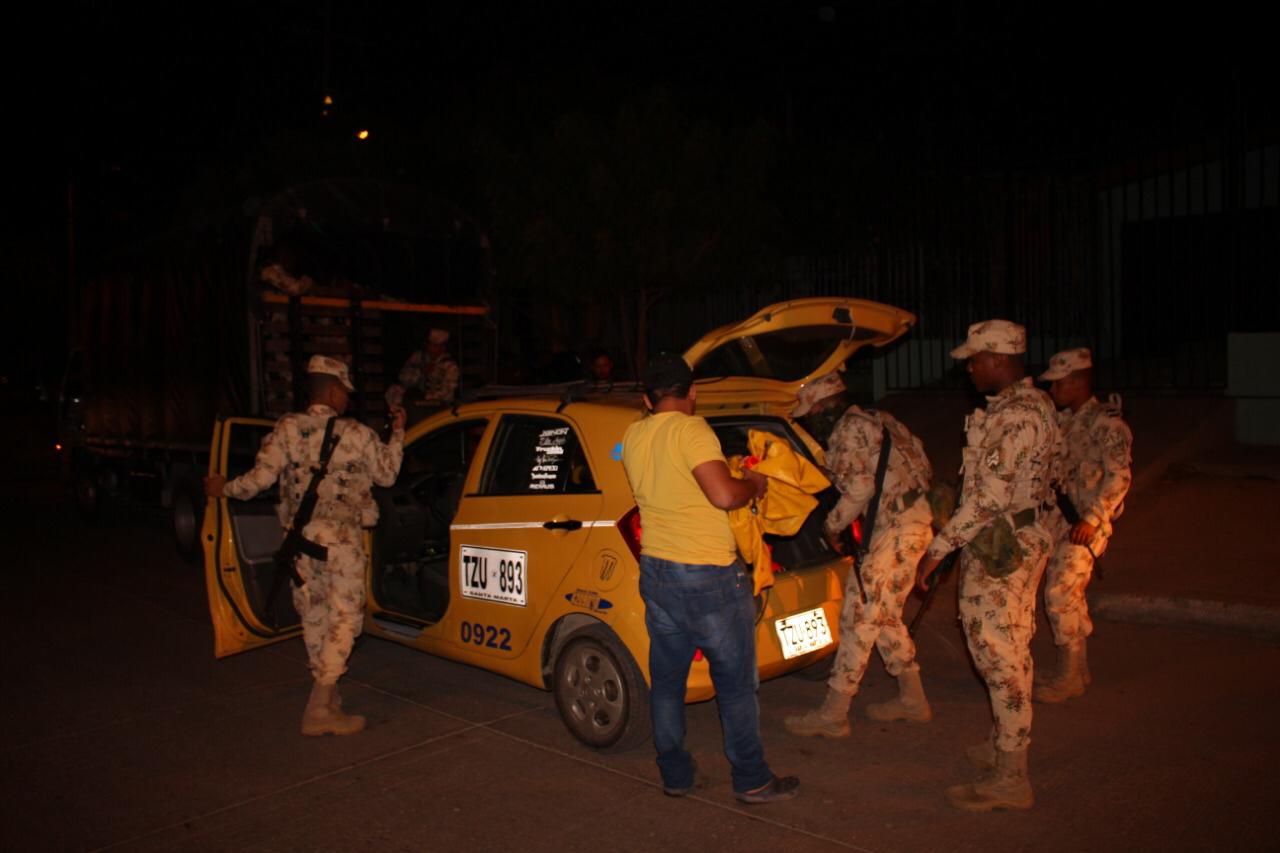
562, 644, 625, 739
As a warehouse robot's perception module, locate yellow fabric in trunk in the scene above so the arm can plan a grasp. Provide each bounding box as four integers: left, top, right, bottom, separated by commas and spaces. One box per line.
727, 429, 831, 595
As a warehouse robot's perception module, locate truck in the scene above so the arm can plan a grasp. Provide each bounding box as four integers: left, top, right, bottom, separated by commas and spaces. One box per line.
58, 178, 496, 559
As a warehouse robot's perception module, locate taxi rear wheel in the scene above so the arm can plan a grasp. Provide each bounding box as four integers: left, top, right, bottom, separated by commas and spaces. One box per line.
553, 627, 650, 753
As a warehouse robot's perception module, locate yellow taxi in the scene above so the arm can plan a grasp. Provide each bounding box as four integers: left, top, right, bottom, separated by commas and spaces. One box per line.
203, 297, 915, 751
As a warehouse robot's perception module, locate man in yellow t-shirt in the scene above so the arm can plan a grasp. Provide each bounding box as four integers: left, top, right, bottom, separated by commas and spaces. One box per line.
621, 353, 799, 805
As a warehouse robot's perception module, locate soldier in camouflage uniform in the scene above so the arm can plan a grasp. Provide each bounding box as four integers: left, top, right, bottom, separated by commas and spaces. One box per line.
916, 320, 1062, 812
385, 327, 461, 410
206, 355, 406, 736
1034, 348, 1132, 703
784, 372, 936, 739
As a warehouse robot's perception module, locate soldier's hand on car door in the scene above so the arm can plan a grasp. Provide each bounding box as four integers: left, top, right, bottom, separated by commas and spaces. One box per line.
388, 404, 407, 432
203, 475, 226, 498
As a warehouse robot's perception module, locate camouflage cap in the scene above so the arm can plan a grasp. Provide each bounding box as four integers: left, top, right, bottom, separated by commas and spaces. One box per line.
792, 371, 846, 417
1039, 347, 1093, 381
307, 354, 355, 391
949, 319, 1027, 359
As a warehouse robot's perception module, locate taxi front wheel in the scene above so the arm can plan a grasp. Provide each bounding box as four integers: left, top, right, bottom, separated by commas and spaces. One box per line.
553, 627, 651, 753
172, 479, 205, 564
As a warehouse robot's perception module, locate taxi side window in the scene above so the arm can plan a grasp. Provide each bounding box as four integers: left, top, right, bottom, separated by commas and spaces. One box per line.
479, 416, 597, 495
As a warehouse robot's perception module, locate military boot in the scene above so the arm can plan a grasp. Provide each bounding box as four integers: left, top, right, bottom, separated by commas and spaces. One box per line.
783, 688, 853, 738
1033, 639, 1071, 687
964, 734, 996, 771
301, 682, 367, 736
1034, 639, 1088, 703
946, 747, 1034, 812
864, 667, 933, 723
1032, 652, 1056, 688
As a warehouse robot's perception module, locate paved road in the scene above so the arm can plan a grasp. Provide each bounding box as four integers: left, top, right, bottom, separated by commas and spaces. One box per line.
2, 493, 1275, 853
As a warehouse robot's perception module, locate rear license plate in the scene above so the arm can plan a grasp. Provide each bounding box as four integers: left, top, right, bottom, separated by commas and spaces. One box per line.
774, 607, 834, 660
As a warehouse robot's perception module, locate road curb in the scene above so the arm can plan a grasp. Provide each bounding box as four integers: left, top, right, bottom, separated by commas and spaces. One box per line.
1091, 592, 1280, 641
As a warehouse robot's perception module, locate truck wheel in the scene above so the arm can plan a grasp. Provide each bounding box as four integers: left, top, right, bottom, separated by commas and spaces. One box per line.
553, 626, 651, 753
172, 481, 206, 563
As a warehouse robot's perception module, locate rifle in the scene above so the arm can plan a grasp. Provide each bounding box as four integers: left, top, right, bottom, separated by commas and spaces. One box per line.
908, 549, 960, 636
1054, 487, 1102, 576
836, 526, 866, 604
265, 417, 341, 617
908, 474, 964, 637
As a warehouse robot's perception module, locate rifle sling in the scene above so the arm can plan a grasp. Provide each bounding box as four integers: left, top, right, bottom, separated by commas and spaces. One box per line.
296, 538, 329, 561
286, 417, 341, 563
857, 424, 894, 556
846, 424, 893, 604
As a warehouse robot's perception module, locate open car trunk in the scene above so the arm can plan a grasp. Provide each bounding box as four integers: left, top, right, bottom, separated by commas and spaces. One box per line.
705, 414, 840, 573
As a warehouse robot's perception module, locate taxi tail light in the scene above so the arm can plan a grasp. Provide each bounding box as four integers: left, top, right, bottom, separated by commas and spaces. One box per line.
619, 507, 703, 662
618, 506, 643, 562
766, 541, 784, 574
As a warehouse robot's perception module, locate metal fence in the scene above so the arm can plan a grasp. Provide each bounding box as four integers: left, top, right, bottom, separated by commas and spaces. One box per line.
649, 134, 1279, 395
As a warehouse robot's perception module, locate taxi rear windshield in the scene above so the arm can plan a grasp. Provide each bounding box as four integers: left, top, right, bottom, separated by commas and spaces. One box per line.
692, 325, 882, 382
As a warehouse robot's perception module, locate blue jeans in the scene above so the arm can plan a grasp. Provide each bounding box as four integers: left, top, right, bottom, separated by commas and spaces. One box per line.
639, 555, 773, 794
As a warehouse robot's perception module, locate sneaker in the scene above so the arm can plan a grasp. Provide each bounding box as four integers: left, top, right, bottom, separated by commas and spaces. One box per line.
734, 775, 800, 804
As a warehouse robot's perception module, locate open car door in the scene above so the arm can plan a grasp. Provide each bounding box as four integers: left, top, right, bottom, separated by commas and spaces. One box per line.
683, 297, 916, 402
203, 416, 301, 657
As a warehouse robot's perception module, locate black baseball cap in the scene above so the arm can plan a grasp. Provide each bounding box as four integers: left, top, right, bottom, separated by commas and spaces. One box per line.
643, 352, 693, 389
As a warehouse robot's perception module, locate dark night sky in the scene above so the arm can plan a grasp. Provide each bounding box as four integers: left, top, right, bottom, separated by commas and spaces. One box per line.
12, 1, 1273, 379
47, 2, 1267, 194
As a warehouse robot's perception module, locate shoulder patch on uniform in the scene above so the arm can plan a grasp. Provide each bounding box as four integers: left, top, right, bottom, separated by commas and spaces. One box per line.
984, 447, 1001, 469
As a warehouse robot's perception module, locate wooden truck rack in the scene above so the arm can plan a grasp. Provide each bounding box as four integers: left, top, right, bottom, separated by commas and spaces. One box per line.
257, 292, 493, 428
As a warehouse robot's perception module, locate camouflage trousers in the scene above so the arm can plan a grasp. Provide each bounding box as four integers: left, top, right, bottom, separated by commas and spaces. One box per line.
1043, 532, 1106, 645
294, 519, 367, 685
828, 499, 933, 694
958, 519, 1053, 752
